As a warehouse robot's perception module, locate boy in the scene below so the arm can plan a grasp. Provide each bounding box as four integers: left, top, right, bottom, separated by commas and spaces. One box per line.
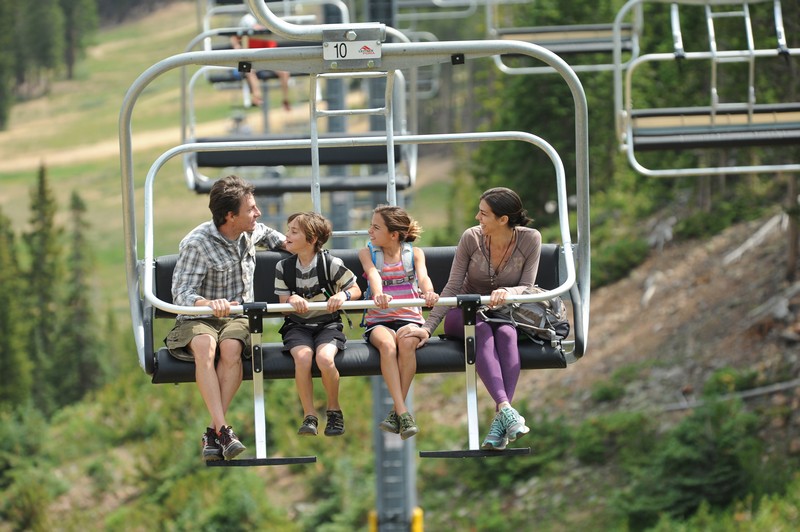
274, 212, 361, 436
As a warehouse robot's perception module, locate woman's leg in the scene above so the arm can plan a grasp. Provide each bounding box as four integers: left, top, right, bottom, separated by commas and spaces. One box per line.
444, 309, 508, 407
492, 323, 521, 404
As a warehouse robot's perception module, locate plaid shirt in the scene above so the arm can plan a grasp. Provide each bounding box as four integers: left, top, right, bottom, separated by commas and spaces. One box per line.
172, 221, 285, 319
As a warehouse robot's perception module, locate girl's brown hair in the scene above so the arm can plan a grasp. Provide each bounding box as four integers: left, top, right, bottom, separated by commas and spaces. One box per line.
374, 205, 422, 242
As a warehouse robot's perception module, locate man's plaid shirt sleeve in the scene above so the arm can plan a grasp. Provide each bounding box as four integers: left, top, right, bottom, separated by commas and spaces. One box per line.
172, 241, 211, 307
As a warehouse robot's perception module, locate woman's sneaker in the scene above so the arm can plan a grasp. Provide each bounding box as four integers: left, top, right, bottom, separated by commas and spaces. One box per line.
201, 427, 223, 461
217, 425, 246, 460
298, 415, 318, 436
379, 411, 400, 434
481, 413, 509, 451
324, 410, 345, 436
499, 406, 530, 442
398, 412, 419, 440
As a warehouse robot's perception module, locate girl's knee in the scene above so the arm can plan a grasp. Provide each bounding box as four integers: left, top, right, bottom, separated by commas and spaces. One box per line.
397, 336, 419, 353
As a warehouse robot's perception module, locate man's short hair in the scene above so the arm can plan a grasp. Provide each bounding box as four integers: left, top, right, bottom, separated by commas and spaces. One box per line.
209, 175, 255, 227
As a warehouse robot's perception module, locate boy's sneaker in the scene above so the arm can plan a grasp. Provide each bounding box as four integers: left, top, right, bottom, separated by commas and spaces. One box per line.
481, 413, 509, 451
217, 425, 246, 460
201, 427, 223, 461
379, 411, 400, 434
499, 406, 530, 443
324, 410, 345, 436
398, 412, 419, 440
298, 415, 319, 436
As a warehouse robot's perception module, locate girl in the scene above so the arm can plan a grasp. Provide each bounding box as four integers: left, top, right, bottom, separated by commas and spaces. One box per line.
359, 206, 439, 439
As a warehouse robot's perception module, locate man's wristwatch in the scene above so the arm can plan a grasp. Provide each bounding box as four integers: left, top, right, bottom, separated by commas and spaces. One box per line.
345, 290, 351, 301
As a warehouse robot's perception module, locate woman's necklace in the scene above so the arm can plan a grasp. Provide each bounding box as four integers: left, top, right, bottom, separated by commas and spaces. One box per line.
485, 229, 516, 289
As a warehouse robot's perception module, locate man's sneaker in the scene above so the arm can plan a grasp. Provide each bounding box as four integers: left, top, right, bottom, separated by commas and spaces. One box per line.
398, 412, 419, 440
499, 406, 530, 443
298, 415, 319, 436
379, 411, 400, 434
202, 427, 223, 461
324, 410, 345, 436
481, 412, 509, 451
217, 425, 246, 460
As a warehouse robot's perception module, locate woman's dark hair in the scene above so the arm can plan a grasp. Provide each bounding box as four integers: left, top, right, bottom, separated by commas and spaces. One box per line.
209, 175, 255, 228
480, 187, 533, 228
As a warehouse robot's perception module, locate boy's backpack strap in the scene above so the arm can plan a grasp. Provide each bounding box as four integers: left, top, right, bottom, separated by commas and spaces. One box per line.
316, 249, 336, 299
283, 255, 299, 294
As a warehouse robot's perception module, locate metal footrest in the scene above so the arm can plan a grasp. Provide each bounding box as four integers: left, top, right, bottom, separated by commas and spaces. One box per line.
419, 447, 530, 459
206, 456, 317, 467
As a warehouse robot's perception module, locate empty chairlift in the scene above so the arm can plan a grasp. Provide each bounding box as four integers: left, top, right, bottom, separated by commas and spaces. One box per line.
487, 0, 644, 74
614, 0, 800, 177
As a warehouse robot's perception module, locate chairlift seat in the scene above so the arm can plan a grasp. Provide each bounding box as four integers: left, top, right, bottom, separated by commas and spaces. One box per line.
146, 244, 568, 384
193, 133, 403, 168
630, 103, 800, 150
496, 23, 634, 54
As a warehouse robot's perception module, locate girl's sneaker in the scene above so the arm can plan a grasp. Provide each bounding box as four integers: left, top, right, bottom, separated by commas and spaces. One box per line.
379, 411, 400, 434
398, 412, 419, 440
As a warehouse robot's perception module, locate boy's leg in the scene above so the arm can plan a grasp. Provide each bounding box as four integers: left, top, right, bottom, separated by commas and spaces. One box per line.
316, 343, 341, 411
289, 345, 316, 416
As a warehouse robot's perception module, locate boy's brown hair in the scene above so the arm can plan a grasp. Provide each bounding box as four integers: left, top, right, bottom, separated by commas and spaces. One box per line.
287, 212, 332, 252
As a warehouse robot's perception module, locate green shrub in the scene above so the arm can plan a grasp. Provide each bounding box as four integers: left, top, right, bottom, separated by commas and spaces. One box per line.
591, 381, 626, 403
615, 399, 761, 530
574, 411, 654, 465
592, 236, 650, 287
703, 367, 759, 397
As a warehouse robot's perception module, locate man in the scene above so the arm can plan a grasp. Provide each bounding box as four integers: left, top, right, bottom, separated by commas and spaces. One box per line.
165, 175, 285, 461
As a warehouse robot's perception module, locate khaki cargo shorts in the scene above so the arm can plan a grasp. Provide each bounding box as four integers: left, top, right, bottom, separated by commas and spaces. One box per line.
164, 317, 252, 362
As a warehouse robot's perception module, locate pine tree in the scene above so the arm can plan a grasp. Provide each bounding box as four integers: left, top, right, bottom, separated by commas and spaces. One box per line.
0, 0, 14, 129
59, 0, 98, 80
24, 164, 64, 414
52, 191, 105, 404
0, 208, 32, 406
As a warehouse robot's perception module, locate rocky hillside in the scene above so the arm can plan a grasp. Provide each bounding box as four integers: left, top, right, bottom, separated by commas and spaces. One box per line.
515, 212, 800, 449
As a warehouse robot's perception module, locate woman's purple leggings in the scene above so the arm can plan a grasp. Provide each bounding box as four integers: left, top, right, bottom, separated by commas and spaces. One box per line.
443, 307, 520, 407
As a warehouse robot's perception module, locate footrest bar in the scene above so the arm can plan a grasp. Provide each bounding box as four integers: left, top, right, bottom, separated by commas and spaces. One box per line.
419, 448, 530, 459
206, 456, 317, 467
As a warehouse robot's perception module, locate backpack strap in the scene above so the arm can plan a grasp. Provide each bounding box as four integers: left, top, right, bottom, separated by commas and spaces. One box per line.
284, 251, 334, 299
368, 241, 417, 287
316, 249, 336, 299
283, 255, 299, 295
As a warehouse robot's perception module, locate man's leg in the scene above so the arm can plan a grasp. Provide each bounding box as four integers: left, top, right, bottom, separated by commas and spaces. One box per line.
190, 333, 227, 431
217, 338, 244, 416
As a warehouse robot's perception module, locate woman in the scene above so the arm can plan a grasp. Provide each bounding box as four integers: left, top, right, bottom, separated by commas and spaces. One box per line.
399, 187, 541, 450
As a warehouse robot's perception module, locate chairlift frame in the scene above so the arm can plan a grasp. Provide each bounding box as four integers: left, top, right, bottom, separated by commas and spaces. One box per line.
613, 0, 800, 177
119, 0, 590, 463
